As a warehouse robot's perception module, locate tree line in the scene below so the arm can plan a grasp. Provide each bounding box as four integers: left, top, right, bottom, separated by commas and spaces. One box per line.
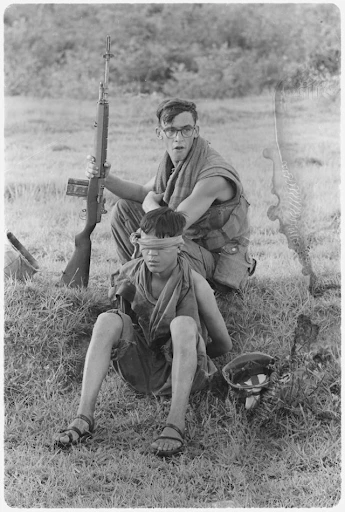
4, 3, 340, 99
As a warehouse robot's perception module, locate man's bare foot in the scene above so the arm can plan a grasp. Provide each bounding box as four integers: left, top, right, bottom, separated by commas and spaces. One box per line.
54, 414, 94, 447
151, 423, 185, 457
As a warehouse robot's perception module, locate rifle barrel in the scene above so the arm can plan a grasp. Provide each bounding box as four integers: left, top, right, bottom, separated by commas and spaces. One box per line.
103, 35, 114, 99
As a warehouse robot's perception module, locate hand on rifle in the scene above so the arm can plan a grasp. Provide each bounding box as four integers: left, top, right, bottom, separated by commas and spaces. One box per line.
86, 155, 111, 179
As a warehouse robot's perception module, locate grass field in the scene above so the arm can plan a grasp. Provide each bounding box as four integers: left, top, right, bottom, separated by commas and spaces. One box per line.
3, 91, 341, 508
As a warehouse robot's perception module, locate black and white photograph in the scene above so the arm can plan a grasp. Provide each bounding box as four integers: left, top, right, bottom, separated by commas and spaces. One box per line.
3, 1, 341, 508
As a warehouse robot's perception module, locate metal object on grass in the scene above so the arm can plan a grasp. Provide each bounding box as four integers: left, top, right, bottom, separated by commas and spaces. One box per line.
4, 231, 40, 280
222, 352, 275, 410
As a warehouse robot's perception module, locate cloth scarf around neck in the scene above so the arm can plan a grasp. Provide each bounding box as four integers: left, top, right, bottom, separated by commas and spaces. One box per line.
115, 255, 204, 350
154, 136, 241, 211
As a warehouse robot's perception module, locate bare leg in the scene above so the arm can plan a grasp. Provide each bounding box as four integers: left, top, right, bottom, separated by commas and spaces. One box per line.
55, 312, 123, 444
151, 316, 198, 453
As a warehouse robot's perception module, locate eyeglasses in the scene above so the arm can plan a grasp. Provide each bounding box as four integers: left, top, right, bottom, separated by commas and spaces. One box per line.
162, 125, 196, 139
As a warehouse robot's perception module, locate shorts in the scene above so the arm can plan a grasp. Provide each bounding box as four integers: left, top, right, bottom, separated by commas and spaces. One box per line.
107, 309, 217, 396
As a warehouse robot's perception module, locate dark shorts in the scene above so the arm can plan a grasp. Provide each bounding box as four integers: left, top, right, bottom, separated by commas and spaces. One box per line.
108, 309, 217, 396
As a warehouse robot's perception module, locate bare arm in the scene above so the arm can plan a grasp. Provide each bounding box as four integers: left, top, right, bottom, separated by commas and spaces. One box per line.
142, 175, 235, 217
192, 270, 232, 357
86, 155, 155, 203
105, 173, 155, 203
176, 176, 235, 230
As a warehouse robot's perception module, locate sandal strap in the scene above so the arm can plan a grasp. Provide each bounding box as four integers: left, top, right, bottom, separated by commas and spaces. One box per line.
165, 423, 185, 440
154, 435, 183, 447
55, 418, 94, 448
59, 426, 83, 441
76, 414, 94, 432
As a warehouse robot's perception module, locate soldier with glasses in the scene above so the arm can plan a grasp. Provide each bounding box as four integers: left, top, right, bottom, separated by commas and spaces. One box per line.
86, 98, 255, 291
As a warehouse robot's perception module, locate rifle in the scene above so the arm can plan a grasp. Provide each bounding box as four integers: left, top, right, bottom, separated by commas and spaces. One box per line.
60, 36, 113, 287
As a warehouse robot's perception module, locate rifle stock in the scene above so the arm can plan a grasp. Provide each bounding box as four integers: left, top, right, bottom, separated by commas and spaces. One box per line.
61, 36, 113, 287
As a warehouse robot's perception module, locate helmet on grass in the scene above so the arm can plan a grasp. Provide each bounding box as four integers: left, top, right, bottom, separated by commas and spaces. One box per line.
222, 352, 275, 409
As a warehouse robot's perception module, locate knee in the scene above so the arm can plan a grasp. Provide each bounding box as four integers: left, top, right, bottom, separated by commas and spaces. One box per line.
170, 316, 198, 347
92, 312, 123, 340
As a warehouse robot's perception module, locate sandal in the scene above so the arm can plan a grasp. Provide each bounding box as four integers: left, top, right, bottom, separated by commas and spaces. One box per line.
152, 423, 185, 457
54, 414, 94, 448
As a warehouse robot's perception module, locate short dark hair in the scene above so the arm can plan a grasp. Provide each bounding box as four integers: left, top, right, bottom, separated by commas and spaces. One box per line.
140, 207, 186, 238
156, 98, 198, 126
